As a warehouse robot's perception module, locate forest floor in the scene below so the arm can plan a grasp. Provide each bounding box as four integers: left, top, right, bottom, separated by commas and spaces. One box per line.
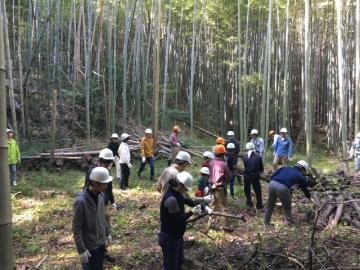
11, 151, 360, 270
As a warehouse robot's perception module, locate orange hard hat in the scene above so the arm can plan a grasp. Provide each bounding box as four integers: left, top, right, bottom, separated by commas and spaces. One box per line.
214, 144, 227, 155
173, 125, 181, 132
216, 137, 226, 145
269, 130, 275, 136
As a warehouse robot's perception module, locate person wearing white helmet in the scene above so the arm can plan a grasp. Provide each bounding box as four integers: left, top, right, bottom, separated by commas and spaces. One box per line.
73, 167, 113, 269
138, 128, 156, 181
118, 133, 132, 190
7, 129, 21, 186
108, 133, 121, 181
350, 132, 360, 172
195, 167, 210, 197
242, 142, 264, 209
82, 148, 117, 263
159, 171, 212, 270
250, 129, 265, 159
273, 127, 293, 169
226, 130, 240, 160
264, 160, 314, 226
202, 151, 214, 168
226, 143, 237, 199
157, 151, 192, 197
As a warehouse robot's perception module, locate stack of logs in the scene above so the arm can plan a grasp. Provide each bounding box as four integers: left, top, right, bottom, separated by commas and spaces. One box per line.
21, 123, 203, 170
308, 170, 360, 230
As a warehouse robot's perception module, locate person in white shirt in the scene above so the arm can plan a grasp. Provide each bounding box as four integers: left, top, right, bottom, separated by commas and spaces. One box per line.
118, 133, 132, 190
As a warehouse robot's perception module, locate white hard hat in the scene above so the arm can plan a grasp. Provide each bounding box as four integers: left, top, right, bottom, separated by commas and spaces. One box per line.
227, 143, 235, 149
175, 151, 192, 164
245, 142, 255, 150
356, 132, 360, 139
176, 171, 194, 191
200, 167, 210, 175
6, 129, 12, 133
89, 167, 113, 183
111, 133, 119, 139
250, 129, 259, 135
203, 151, 214, 159
145, 128, 153, 134
121, 133, 130, 141
296, 160, 310, 171
227, 130, 235, 136
280, 128, 288, 133
99, 148, 115, 160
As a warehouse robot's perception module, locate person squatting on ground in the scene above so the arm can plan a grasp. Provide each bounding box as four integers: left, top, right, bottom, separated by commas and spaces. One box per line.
118, 133, 132, 190
195, 167, 210, 197
73, 167, 113, 270
7, 129, 21, 186
159, 171, 212, 270
138, 128, 155, 181
264, 160, 314, 226
202, 151, 214, 168
242, 142, 264, 209
107, 133, 121, 181
83, 148, 117, 264
168, 125, 182, 166
226, 143, 237, 199
209, 144, 233, 231
250, 129, 265, 159
273, 128, 293, 169
350, 132, 360, 173
157, 151, 192, 197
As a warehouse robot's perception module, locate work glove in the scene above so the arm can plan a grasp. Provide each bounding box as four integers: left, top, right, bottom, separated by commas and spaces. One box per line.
192, 205, 202, 215
204, 187, 209, 194
310, 198, 316, 204
204, 206, 213, 215
112, 203, 117, 211
128, 163, 132, 168
176, 142, 181, 147
142, 157, 146, 163
211, 184, 217, 190
107, 235, 112, 245
203, 195, 214, 205
288, 157, 292, 161
79, 250, 91, 264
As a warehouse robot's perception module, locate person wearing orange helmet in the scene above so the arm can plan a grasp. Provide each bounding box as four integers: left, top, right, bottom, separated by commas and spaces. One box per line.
168, 125, 182, 166
208, 144, 233, 232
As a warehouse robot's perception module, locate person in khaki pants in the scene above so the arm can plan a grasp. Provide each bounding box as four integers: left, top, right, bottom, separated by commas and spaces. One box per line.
208, 144, 233, 232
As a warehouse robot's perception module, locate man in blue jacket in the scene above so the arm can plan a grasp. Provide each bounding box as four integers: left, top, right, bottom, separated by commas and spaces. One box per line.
264, 160, 314, 226
273, 128, 293, 169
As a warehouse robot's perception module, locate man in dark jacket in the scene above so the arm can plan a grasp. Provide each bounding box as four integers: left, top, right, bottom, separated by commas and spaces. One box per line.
83, 148, 116, 264
159, 171, 211, 270
107, 133, 120, 181
242, 142, 264, 209
226, 130, 240, 159
73, 167, 113, 270
264, 160, 314, 226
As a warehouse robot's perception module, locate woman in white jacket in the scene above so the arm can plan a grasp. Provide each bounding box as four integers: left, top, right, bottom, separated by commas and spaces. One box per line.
118, 133, 132, 190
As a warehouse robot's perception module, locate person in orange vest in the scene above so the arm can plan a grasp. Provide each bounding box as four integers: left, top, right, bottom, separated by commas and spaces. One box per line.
138, 129, 155, 181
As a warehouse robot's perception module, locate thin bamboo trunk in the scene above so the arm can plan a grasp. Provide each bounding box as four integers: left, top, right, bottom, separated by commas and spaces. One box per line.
356, 0, 360, 134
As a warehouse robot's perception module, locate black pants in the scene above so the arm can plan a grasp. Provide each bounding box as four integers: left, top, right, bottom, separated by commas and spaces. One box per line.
83, 245, 105, 270
120, 164, 130, 189
244, 175, 263, 209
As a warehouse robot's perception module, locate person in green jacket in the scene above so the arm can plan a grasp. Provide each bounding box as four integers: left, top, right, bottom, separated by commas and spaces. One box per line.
7, 129, 21, 186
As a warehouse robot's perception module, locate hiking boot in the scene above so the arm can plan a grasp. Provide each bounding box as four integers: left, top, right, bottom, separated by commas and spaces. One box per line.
104, 254, 117, 263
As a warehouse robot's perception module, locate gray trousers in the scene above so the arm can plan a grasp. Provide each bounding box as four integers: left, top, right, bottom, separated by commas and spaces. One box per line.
264, 180, 293, 225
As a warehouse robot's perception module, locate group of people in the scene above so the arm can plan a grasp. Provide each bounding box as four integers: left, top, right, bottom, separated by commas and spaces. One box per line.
71, 125, 316, 270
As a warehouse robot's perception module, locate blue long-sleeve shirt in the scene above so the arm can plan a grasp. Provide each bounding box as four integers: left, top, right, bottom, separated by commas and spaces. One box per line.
271, 167, 311, 198
274, 136, 293, 158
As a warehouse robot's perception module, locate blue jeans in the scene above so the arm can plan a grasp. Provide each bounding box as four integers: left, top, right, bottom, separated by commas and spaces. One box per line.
138, 157, 155, 180
9, 164, 16, 184
158, 231, 184, 270
83, 245, 105, 270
